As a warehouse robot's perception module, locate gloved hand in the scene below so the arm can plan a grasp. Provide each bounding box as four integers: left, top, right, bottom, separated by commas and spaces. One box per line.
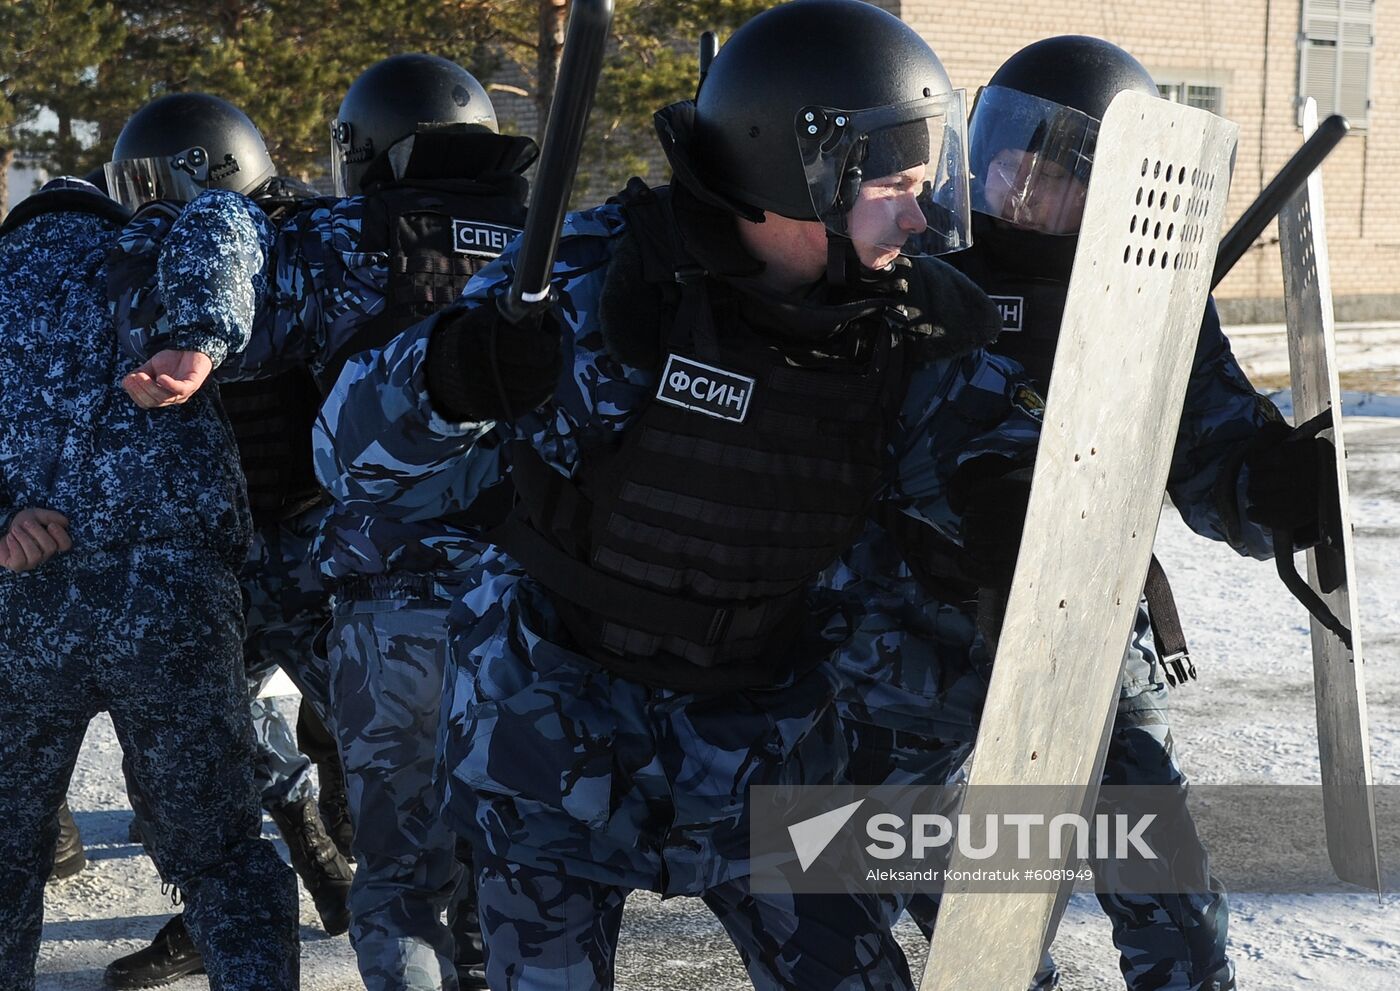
1244, 419, 1337, 544
426, 299, 562, 423
947, 453, 1035, 588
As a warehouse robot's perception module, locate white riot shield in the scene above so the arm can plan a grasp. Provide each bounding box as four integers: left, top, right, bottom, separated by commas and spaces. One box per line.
920, 92, 1239, 991
1278, 98, 1380, 891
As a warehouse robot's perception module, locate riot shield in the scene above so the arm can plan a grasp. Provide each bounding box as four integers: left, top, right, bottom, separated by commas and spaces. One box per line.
1278, 97, 1380, 891
920, 91, 1239, 991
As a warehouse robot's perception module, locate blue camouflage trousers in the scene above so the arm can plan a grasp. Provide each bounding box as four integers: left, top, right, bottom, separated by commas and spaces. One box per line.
0, 549, 298, 991
436, 577, 910, 989
844, 605, 1230, 991
328, 590, 461, 991
242, 504, 335, 807
474, 852, 912, 991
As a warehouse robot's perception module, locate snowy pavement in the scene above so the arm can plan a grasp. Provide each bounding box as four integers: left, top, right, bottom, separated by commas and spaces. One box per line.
37, 324, 1400, 990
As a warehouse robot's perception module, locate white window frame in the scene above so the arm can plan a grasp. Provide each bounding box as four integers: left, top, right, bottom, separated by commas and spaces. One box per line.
1149, 69, 1229, 118
1298, 0, 1374, 128
1156, 80, 1226, 117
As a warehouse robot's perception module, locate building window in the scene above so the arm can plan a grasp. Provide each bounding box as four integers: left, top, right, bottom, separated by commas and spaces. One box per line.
1299, 0, 1374, 127
1156, 80, 1225, 117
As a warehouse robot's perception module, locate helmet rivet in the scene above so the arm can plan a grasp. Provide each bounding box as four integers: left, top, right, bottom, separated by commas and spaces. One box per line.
805, 112, 815, 122
834, 116, 847, 127
807, 125, 819, 135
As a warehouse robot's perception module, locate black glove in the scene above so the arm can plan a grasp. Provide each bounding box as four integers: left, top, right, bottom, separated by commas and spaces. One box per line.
1243, 418, 1337, 544
947, 453, 1035, 588
426, 299, 562, 423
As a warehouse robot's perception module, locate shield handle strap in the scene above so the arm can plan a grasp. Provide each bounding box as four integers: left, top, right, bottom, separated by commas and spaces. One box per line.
1271, 405, 1344, 655
1270, 404, 1353, 651
1273, 528, 1352, 651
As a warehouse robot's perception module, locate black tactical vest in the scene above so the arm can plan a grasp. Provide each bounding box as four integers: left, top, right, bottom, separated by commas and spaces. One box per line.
220, 367, 325, 526
498, 187, 913, 691
946, 242, 1065, 391
315, 179, 526, 394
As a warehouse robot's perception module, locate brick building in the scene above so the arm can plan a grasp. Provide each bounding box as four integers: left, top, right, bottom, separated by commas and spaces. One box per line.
877, 0, 1394, 321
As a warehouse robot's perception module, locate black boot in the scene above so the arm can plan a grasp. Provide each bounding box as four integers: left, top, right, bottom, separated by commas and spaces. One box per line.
450, 861, 488, 990
49, 800, 86, 881
1201, 964, 1237, 991
104, 915, 204, 988
316, 759, 355, 862
269, 795, 354, 936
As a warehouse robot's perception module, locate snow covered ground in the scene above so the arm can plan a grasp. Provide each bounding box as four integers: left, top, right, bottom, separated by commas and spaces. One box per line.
37, 323, 1400, 990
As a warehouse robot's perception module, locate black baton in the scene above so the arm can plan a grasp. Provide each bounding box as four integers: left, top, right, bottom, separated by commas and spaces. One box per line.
699, 31, 718, 85
1211, 114, 1348, 290
499, 0, 615, 325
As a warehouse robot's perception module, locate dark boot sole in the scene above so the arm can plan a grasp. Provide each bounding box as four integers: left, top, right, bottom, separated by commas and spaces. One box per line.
103, 959, 206, 989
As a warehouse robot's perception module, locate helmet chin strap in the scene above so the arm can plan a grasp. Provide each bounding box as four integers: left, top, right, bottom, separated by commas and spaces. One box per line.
825, 230, 863, 287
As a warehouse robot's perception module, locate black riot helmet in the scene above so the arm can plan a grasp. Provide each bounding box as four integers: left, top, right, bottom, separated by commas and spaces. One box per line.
105, 93, 276, 211
969, 36, 1157, 236
331, 53, 498, 197
655, 0, 972, 258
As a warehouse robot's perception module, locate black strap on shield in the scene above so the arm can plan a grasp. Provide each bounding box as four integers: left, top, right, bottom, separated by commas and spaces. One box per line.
1270, 409, 1353, 651
1144, 555, 1196, 686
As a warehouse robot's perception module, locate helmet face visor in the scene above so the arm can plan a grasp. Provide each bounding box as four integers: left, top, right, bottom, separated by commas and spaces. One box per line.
796, 90, 971, 265
968, 86, 1099, 235
104, 149, 209, 210
329, 119, 353, 198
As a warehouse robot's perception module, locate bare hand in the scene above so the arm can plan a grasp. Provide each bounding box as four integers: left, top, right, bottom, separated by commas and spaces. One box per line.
0, 508, 72, 572
123, 349, 214, 408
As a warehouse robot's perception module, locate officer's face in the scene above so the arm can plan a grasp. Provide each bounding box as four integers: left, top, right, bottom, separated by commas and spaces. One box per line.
983, 147, 1088, 234
848, 164, 931, 270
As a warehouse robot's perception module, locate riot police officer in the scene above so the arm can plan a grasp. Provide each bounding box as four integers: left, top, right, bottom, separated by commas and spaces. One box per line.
314, 3, 1043, 988
832, 36, 1330, 991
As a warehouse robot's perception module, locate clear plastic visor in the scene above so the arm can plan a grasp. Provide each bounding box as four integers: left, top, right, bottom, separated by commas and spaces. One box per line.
104, 152, 208, 211
796, 90, 971, 264
329, 129, 351, 198
968, 86, 1100, 235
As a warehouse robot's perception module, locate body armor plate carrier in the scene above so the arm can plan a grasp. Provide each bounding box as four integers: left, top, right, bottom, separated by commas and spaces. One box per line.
221, 367, 326, 526
316, 179, 526, 394
497, 185, 913, 691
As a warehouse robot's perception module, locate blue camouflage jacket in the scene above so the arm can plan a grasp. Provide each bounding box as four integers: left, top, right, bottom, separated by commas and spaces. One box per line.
126, 188, 493, 596
317, 200, 1046, 669
0, 182, 252, 569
